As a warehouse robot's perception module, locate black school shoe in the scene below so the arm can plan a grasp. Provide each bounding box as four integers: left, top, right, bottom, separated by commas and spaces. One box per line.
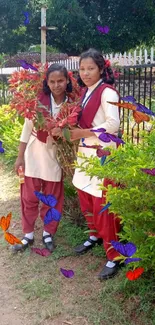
42, 234, 55, 252
12, 237, 34, 253
97, 261, 120, 281
74, 238, 103, 255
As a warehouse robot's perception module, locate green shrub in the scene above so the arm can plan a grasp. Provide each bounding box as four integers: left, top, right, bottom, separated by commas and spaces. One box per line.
75, 127, 155, 273
0, 105, 23, 165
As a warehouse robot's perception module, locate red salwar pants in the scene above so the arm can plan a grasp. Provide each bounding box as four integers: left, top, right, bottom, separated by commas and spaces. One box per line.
77, 179, 121, 260
20, 176, 64, 235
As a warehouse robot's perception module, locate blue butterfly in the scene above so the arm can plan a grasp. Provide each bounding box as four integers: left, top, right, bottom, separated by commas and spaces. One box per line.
99, 202, 112, 214
34, 191, 57, 207
111, 240, 142, 264
0, 141, 5, 153
82, 138, 86, 147
34, 191, 62, 225
100, 156, 107, 165
22, 11, 30, 25
44, 208, 61, 225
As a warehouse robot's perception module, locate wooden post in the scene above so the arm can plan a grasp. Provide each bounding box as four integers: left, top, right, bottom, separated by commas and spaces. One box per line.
41, 7, 47, 64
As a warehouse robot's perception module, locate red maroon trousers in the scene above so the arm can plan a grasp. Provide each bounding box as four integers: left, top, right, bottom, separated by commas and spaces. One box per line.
77, 179, 121, 261
20, 176, 64, 235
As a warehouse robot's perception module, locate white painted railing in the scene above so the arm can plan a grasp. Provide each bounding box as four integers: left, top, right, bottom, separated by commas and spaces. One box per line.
0, 47, 155, 75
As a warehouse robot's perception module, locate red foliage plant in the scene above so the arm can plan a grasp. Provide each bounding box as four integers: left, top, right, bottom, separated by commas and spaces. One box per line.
8, 64, 81, 131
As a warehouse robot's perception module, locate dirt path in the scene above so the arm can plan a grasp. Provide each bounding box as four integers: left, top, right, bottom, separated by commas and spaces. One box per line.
0, 254, 33, 325
0, 167, 34, 325
0, 166, 99, 325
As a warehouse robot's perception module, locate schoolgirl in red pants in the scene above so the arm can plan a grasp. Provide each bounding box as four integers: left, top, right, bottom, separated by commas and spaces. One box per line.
13, 64, 74, 252
71, 49, 121, 280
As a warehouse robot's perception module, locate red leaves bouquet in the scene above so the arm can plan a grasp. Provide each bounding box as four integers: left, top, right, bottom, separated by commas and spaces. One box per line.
9, 63, 46, 120
8, 63, 81, 176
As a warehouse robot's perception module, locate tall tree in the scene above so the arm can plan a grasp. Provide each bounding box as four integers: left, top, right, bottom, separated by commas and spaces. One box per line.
0, 0, 155, 55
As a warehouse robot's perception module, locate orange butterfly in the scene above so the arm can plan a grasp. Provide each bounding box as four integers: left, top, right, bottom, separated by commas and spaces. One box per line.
0, 212, 12, 231
4, 232, 22, 245
108, 101, 150, 124
133, 111, 150, 124
108, 101, 137, 111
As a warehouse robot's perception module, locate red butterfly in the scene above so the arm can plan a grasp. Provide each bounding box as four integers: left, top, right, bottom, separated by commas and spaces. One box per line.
126, 267, 144, 281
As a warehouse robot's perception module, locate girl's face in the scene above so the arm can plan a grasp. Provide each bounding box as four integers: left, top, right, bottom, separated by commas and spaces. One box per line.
47, 71, 68, 97
79, 57, 103, 87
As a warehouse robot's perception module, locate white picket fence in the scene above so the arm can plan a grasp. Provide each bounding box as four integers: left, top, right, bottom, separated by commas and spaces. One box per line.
0, 47, 155, 75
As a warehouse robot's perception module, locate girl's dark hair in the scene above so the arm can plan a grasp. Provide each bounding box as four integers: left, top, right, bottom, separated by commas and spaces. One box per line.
77, 48, 115, 87
43, 63, 72, 95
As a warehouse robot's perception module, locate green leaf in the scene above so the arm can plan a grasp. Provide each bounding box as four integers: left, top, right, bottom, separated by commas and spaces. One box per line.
62, 128, 71, 142
83, 230, 97, 234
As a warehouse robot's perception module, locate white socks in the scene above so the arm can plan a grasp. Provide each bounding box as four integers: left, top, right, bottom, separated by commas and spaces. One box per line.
43, 230, 52, 243
22, 232, 34, 245
84, 235, 98, 247
21, 231, 52, 245
106, 261, 116, 268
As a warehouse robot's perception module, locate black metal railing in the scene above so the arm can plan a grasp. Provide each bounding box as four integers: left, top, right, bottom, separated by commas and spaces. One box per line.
115, 64, 155, 142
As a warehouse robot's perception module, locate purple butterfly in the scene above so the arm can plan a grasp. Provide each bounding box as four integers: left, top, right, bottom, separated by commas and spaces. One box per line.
96, 149, 111, 158
100, 133, 125, 144
112, 241, 142, 264
91, 129, 125, 145
60, 268, 74, 278
0, 141, 5, 153
22, 11, 30, 25
96, 149, 111, 166
141, 168, 155, 176
96, 25, 110, 34
99, 202, 112, 214
92, 128, 106, 133
120, 96, 136, 103
31, 247, 51, 257
136, 103, 155, 117
44, 208, 61, 225
125, 257, 142, 265
111, 241, 137, 257
17, 59, 38, 71
121, 96, 155, 117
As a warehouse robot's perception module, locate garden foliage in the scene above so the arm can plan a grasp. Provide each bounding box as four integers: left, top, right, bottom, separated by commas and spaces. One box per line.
0, 105, 23, 165
75, 128, 155, 273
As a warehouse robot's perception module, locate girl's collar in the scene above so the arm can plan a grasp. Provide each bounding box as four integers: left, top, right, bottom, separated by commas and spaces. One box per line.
87, 79, 103, 91
50, 93, 68, 106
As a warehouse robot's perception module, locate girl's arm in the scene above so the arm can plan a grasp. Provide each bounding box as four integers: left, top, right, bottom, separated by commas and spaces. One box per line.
14, 142, 27, 174
93, 88, 120, 134
14, 119, 33, 174
70, 128, 92, 141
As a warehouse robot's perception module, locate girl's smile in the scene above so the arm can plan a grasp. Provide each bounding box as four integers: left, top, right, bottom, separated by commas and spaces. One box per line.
79, 57, 103, 87
47, 71, 68, 97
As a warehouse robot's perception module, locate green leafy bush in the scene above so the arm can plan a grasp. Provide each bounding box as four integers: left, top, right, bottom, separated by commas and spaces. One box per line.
75, 127, 155, 273
0, 105, 23, 165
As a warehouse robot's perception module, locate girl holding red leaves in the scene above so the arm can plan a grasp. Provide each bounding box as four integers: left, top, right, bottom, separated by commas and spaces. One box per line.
13, 63, 77, 253
71, 48, 121, 280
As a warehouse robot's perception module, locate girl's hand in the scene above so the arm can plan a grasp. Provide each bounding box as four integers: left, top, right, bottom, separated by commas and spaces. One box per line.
50, 127, 62, 137
14, 157, 25, 175
70, 128, 92, 141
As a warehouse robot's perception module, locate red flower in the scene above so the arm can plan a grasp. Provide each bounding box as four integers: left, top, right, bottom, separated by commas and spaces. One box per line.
126, 267, 144, 281
104, 59, 111, 68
